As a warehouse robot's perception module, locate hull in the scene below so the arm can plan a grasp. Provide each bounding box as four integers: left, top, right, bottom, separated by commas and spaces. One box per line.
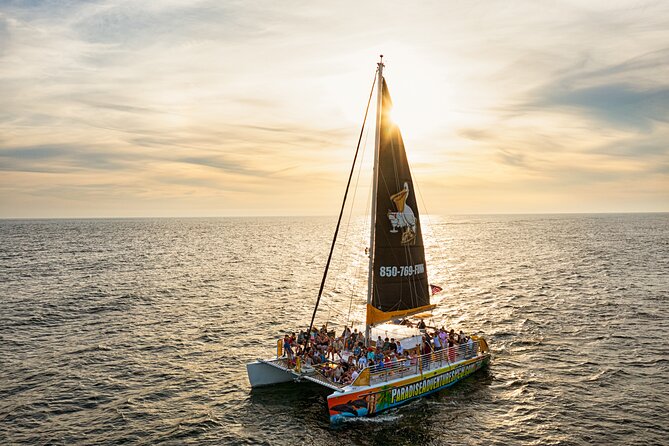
327, 353, 490, 422
247, 360, 295, 387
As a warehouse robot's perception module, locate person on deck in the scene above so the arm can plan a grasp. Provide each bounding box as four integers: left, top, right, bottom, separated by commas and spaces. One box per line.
396, 340, 404, 355
439, 328, 447, 346
374, 348, 384, 364
283, 335, 294, 361
433, 332, 442, 351
333, 364, 344, 382
353, 342, 362, 358
467, 336, 475, 358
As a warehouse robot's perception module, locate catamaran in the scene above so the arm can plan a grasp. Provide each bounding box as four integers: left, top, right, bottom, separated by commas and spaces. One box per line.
246, 57, 491, 422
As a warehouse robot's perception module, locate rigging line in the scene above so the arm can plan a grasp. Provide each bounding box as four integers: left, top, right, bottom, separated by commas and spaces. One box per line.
361, 146, 375, 308
333, 104, 371, 314
346, 121, 371, 326
306, 70, 378, 342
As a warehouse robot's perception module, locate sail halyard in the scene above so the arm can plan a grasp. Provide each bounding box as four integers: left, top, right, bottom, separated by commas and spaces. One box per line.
365, 64, 433, 328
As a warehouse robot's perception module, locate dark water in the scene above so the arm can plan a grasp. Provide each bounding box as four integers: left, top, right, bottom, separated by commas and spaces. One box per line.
1, 214, 667, 445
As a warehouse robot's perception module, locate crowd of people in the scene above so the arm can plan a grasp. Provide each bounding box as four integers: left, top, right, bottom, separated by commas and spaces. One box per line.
280, 320, 477, 386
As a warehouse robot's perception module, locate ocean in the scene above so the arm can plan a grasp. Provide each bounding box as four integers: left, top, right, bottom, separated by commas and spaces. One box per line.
1, 214, 667, 445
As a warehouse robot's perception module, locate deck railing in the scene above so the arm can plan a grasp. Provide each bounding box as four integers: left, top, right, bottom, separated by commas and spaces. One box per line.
365, 341, 480, 385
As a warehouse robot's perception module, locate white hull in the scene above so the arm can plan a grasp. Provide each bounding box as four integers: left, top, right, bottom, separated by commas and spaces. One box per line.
246, 360, 295, 388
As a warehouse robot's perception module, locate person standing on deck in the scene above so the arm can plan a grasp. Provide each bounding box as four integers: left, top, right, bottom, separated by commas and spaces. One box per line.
283, 335, 294, 361
433, 332, 442, 351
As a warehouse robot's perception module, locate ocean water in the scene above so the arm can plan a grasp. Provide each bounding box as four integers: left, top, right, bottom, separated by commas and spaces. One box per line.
0, 214, 667, 445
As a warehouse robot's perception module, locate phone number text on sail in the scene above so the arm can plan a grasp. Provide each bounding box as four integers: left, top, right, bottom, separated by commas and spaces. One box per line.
378, 263, 425, 278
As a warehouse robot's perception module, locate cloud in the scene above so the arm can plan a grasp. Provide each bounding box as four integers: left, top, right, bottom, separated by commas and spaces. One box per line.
0, 0, 668, 216
522, 47, 669, 131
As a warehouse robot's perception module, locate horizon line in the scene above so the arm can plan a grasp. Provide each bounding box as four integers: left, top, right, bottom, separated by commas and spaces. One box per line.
1, 210, 667, 221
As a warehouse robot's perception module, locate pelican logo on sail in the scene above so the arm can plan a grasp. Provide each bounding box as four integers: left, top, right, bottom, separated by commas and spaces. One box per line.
387, 181, 417, 245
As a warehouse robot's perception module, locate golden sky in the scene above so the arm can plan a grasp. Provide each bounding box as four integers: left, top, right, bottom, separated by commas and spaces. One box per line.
1, 1, 667, 217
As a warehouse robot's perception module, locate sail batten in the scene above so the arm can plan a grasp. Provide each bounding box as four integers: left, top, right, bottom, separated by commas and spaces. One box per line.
367, 78, 431, 327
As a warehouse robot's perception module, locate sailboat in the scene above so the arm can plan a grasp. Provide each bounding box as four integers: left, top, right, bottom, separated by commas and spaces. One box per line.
246, 57, 491, 422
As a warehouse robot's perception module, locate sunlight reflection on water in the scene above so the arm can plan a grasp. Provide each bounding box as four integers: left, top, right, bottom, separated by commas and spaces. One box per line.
0, 214, 667, 445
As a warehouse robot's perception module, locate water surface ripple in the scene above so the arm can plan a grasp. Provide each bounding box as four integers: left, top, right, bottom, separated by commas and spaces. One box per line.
1, 214, 667, 445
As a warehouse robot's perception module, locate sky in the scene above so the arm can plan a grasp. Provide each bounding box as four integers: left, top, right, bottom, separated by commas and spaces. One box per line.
0, 0, 667, 218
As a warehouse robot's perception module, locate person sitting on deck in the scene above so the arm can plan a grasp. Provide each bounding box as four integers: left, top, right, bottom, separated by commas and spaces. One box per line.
326, 344, 336, 362
351, 368, 360, 383
353, 342, 362, 358
396, 340, 404, 355
358, 353, 368, 369
417, 318, 426, 330
333, 363, 344, 382
367, 347, 375, 362
382, 337, 390, 351
376, 336, 383, 348
347, 355, 356, 370
374, 348, 384, 364
389, 338, 397, 353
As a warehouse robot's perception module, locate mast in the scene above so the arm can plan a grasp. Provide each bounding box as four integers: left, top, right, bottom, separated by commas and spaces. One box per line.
366, 55, 384, 346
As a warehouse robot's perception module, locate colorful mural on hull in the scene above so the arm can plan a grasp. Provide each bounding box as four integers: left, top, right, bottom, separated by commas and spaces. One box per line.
327, 355, 490, 422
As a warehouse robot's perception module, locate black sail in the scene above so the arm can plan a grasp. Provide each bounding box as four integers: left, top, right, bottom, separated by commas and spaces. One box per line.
369, 78, 431, 322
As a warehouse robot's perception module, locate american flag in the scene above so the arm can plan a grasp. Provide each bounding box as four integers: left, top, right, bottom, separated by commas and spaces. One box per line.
430, 284, 443, 295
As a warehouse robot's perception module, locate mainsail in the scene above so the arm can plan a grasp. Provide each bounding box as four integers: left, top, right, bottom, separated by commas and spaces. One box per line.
366, 78, 434, 326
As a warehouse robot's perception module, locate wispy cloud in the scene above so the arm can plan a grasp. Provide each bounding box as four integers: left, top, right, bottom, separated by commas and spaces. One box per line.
0, 0, 667, 216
